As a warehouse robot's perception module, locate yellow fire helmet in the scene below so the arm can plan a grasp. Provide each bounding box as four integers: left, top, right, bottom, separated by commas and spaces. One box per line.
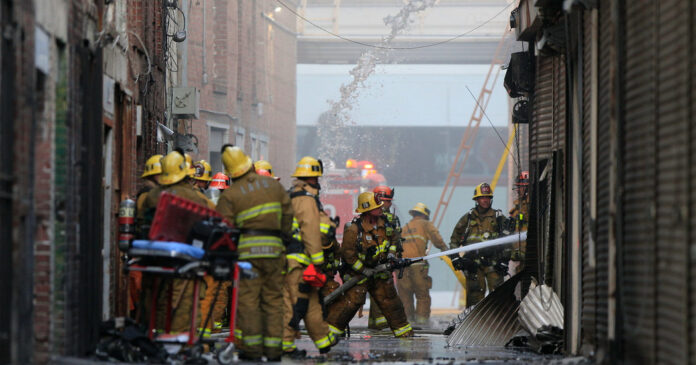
292, 156, 323, 177
355, 191, 383, 213
141, 154, 163, 178
409, 202, 431, 219
158, 151, 189, 186
183, 153, 197, 177
221, 146, 253, 178
472, 182, 494, 200
254, 160, 275, 177
193, 160, 213, 181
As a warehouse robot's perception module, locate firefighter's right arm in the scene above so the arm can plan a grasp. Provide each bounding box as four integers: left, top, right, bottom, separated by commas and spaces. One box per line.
341, 225, 366, 274
426, 221, 448, 252
449, 214, 469, 249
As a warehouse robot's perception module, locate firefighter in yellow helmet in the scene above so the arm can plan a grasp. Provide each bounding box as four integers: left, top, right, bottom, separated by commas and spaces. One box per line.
282, 156, 339, 357
448, 182, 509, 308
130, 154, 163, 315
191, 158, 227, 335
192, 160, 213, 190
191, 160, 216, 210
136, 149, 213, 333
397, 203, 448, 326
137, 155, 163, 214
216, 145, 293, 361
368, 186, 403, 330
254, 160, 279, 180
325, 192, 413, 338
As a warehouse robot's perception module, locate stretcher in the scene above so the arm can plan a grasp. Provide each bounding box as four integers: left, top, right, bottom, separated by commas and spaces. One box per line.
122, 192, 246, 364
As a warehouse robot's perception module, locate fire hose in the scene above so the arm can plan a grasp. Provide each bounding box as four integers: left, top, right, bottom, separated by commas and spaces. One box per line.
323, 231, 527, 305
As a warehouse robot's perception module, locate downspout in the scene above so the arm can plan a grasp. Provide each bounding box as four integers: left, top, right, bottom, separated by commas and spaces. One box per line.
202, 0, 207, 85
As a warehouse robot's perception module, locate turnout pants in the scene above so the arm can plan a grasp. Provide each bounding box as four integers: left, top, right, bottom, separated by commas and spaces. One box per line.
465, 266, 502, 307
282, 267, 337, 352
199, 275, 230, 333
326, 275, 413, 338
396, 264, 432, 324
236, 257, 285, 359
368, 295, 388, 329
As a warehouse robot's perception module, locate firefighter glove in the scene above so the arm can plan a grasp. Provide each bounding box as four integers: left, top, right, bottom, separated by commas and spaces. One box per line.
494, 260, 509, 276
362, 267, 376, 277
451, 255, 478, 273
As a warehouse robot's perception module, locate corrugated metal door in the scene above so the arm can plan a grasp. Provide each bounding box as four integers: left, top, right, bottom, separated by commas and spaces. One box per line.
594, 0, 613, 351
552, 54, 566, 152
531, 55, 554, 162
620, 0, 658, 362
691, 0, 696, 361
655, 1, 690, 363
580, 9, 596, 350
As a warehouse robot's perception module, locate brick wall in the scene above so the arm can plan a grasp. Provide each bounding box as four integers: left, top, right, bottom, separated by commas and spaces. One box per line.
185, 0, 297, 180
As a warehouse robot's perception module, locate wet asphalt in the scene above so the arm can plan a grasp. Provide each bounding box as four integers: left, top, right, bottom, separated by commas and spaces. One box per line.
51, 313, 591, 364
276, 327, 574, 365
260, 313, 590, 365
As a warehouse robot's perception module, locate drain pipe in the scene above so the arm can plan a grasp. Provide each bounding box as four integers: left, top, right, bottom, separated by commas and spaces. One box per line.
201, 0, 208, 84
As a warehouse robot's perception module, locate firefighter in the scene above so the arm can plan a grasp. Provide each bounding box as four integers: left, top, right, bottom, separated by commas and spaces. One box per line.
206, 172, 229, 205
398, 203, 448, 325
137, 150, 212, 333
254, 160, 280, 181
196, 163, 230, 336
368, 185, 402, 330
508, 171, 529, 275
137, 154, 162, 212
192, 160, 213, 191
130, 154, 163, 314
282, 157, 339, 356
216, 145, 293, 361
325, 192, 413, 338
318, 211, 342, 326
448, 182, 509, 308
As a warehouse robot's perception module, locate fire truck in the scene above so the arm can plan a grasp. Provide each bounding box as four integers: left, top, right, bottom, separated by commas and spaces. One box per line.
321, 159, 386, 239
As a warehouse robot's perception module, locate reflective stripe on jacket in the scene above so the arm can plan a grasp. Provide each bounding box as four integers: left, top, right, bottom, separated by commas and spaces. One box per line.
217, 172, 293, 260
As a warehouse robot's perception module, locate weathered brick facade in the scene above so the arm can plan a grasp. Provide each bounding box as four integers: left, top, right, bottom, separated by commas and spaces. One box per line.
185, 0, 297, 180
1, 1, 294, 363
1, 0, 166, 363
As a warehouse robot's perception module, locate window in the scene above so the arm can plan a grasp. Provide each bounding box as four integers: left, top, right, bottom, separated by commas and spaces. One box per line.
208, 125, 228, 173
249, 133, 269, 161
235, 127, 245, 149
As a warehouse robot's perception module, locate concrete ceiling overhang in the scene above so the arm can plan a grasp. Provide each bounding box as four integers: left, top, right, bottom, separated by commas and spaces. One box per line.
295, 0, 514, 64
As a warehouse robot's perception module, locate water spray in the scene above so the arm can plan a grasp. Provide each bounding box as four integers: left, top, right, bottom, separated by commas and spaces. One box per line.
318, 0, 438, 164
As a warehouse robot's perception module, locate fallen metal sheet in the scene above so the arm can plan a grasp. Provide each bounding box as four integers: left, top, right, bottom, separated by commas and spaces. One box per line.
446, 273, 524, 347
518, 282, 563, 337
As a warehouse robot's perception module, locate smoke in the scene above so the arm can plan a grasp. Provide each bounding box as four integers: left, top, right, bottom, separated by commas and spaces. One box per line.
317, 0, 437, 163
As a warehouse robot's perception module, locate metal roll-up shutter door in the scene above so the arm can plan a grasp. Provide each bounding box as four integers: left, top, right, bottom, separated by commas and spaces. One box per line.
655, 1, 690, 363
580, 9, 596, 350
594, 0, 613, 349
620, 0, 658, 363
691, 0, 696, 361
552, 54, 566, 152
531, 55, 554, 162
